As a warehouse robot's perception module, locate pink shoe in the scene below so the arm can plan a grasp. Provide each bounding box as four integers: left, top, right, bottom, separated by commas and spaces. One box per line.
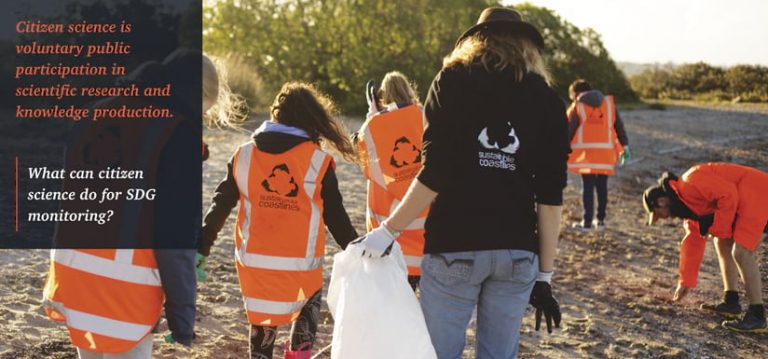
284, 342, 312, 359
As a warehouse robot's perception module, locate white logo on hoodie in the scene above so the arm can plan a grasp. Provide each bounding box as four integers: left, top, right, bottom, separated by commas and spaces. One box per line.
478, 122, 520, 154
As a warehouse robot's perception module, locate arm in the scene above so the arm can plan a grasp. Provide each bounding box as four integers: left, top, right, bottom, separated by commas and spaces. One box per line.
535, 86, 569, 273
614, 111, 629, 146
320, 163, 358, 249
567, 107, 580, 142
679, 219, 707, 288
198, 155, 240, 256
385, 180, 437, 232
537, 204, 562, 273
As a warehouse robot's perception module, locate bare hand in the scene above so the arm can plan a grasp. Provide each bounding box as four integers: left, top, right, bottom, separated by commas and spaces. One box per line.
672, 283, 690, 302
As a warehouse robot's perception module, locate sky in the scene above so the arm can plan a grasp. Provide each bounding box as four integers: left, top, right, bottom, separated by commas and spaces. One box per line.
508, 0, 768, 66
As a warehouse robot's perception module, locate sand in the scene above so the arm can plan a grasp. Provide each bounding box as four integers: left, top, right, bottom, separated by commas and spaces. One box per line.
1, 103, 767, 359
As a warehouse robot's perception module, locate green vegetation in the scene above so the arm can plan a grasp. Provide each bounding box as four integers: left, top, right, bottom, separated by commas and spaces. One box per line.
203, 1, 636, 115
630, 62, 768, 103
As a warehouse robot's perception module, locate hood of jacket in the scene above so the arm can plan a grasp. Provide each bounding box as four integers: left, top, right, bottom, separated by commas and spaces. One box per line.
576, 90, 605, 107
251, 121, 313, 154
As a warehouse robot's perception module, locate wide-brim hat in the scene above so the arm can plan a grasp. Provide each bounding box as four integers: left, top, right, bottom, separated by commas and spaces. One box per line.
456, 7, 545, 49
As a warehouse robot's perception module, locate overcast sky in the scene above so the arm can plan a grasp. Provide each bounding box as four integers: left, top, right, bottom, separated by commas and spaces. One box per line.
507, 0, 768, 66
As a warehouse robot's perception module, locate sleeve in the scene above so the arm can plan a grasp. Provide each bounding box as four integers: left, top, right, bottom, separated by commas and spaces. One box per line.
321, 161, 358, 249
678, 219, 707, 288
687, 173, 739, 239
198, 154, 240, 256
533, 88, 570, 205
416, 70, 456, 193
614, 110, 629, 146
567, 105, 580, 141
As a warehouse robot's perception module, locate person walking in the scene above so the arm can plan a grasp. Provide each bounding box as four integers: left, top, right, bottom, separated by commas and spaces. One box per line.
353, 7, 568, 358
643, 163, 768, 333
355, 71, 427, 289
567, 79, 630, 231
44, 50, 202, 359
196, 82, 358, 358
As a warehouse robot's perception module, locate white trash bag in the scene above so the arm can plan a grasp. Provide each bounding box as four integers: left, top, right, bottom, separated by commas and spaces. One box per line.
327, 242, 437, 359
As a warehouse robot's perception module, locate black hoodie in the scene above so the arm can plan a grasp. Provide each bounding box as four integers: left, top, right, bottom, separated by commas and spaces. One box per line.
198, 130, 358, 256
416, 66, 570, 254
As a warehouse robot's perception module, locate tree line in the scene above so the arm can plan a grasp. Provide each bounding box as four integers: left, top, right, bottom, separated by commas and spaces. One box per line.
203, 0, 636, 115
630, 62, 768, 103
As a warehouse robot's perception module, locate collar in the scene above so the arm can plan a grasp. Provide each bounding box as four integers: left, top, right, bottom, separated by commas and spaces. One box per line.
255, 121, 309, 138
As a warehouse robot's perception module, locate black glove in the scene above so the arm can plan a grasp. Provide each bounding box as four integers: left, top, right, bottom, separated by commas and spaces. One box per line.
529, 281, 561, 333
698, 214, 714, 236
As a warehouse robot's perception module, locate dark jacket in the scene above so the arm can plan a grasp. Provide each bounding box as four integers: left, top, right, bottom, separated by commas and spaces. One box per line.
567, 90, 629, 146
417, 66, 570, 254
198, 128, 358, 257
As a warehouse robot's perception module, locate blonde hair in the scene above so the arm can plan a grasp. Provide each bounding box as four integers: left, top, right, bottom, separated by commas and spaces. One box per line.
379, 71, 420, 106
270, 82, 357, 162
203, 54, 248, 128
443, 33, 551, 84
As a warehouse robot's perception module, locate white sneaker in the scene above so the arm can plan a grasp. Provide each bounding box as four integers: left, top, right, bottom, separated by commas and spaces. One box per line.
571, 221, 592, 232
593, 220, 605, 231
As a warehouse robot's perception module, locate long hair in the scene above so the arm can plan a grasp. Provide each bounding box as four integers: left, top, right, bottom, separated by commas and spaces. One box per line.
379, 71, 420, 106
443, 32, 551, 83
270, 82, 357, 162
203, 54, 248, 128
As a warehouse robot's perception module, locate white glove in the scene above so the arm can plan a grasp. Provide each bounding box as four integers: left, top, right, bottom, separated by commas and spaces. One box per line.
354, 223, 397, 258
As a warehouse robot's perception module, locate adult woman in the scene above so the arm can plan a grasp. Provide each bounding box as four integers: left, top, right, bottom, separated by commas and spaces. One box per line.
355, 7, 569, 358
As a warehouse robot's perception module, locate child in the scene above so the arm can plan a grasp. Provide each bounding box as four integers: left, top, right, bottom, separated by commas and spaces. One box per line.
355, 71, 427, 289
197, 82, 358, 358
201, 54, 248, 162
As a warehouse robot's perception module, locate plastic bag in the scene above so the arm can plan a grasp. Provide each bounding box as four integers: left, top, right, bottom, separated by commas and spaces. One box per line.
327, 242, 437, 359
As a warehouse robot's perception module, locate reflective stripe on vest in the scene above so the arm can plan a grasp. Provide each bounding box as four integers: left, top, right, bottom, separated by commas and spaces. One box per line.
52, 249, 161, 287
233, 143, 326, 271
366, 207, 426, 231
404, 255, 423, 268
244, 296, 309, 316
572, 98, 615, 149
47, 300, 152, 342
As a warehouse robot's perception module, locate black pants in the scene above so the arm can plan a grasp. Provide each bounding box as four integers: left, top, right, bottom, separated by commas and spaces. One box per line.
581, 174, 608, 223
249, 290, 322, 359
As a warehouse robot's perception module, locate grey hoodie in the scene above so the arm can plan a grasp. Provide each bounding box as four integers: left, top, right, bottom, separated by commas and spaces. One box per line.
567, 90, 629, 146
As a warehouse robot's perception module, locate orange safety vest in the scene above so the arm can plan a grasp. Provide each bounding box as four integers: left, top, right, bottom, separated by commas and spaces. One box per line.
44, 98, 179, 353
232, 140, 332, 326
356, 104, 427, 276
567, 95, 623, 176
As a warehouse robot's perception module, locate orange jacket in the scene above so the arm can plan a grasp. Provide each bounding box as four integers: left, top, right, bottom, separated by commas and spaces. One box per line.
670, 163, 768, 251
356, 104, 427, 275
45, 100, 178, 352
567, 95, 623, 175
232, 141, 332, 326
678, 220, 707, 288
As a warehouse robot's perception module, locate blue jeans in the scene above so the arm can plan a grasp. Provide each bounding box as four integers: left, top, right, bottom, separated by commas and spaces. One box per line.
581, 174, 608, 223
420, 249, 538, 359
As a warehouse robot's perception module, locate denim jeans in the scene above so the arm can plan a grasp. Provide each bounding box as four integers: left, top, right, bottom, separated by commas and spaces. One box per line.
581, 174, 608, 223
420, 249, 538, 359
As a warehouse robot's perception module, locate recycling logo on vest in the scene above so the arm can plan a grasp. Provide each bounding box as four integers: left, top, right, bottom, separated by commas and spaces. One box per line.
388, 136, 422, 183
259, 164, 301, 211
477, 121, 519, 171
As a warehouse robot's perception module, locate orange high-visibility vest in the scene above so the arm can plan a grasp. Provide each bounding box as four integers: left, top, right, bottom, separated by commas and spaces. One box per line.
232, 140, 332, 326
356, 104, 427, 275
567, 95, 623, 175
44, 98, 178, 353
